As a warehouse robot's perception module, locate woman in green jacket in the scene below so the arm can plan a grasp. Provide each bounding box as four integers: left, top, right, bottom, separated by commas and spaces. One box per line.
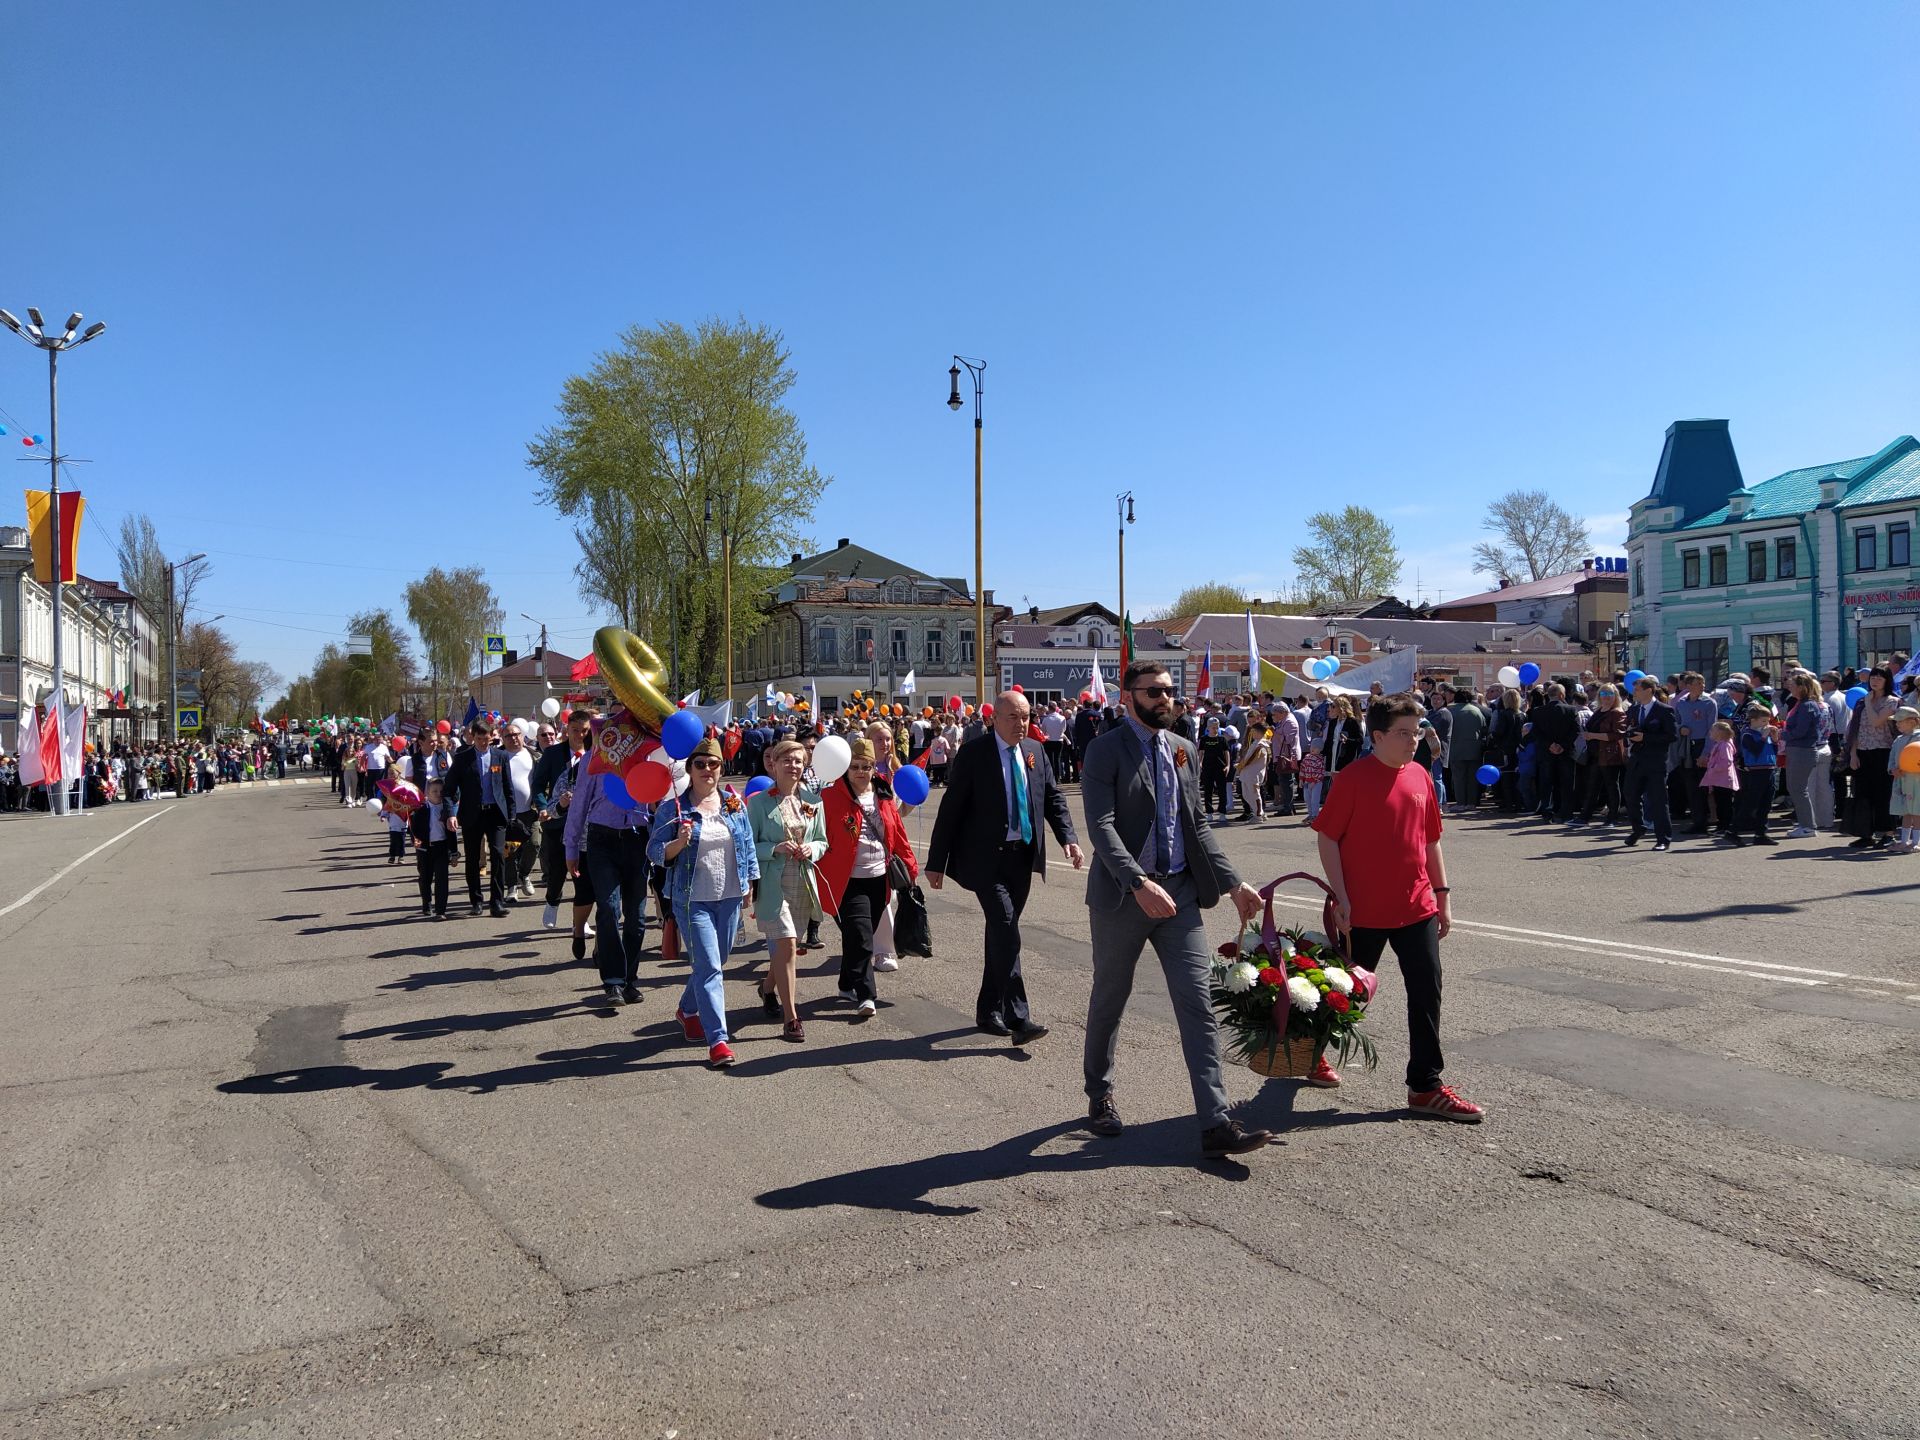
747, 738, 829, 1041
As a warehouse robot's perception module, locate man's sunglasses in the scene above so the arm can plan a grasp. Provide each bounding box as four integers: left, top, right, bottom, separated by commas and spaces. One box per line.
1131, 685, 1175, 699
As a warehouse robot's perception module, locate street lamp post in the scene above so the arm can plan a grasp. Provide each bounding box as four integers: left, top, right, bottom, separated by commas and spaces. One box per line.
167, 554, 209, 741
2, 307, 106, 815
948, 357, 987, 707
1116, 492, 1135, 633
1855, 605, 1867, 670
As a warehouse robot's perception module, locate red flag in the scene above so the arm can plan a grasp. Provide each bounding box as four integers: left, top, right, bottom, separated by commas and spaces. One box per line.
570, 653, 600, 681
1119, 611, 1134, 681
24, 490, 85, 584
38, 704, 63, 784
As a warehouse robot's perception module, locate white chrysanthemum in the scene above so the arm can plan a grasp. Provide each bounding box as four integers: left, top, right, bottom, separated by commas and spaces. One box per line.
1286, 975, 1321, 1012
1238, 922, 1264, 952
1225, 962, 1260, 994
1322, 966, 1354, 995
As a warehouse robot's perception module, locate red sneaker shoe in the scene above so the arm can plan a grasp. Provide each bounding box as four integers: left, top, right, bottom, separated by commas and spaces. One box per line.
707, 1041, 735, 1067
1407, 1084, 1485, 1123
1305, 1056, 1341, 1089
676, 1007, 705, 1043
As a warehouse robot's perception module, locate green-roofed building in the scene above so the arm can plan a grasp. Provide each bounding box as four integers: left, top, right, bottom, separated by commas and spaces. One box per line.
1626, 420, 1920, 683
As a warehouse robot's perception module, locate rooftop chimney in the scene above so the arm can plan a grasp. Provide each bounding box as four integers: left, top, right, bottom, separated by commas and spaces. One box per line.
1498, 578, 1512, 589
791, 552, 802, 565
837, 537, 850, 549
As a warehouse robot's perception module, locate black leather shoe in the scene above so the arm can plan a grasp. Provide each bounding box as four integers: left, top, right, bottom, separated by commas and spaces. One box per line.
489, 903, 508, 918
1623, 832, 1642, 847
1088, 1094, 1124, 1136
571, 935, 587, 961
621, 984, 643, 1005
976, 1016, 1012, 1037
1010, 1022, 1050, 1046
1201, 1120, 1275, 1157
761, 988, 782, 1018
603, 984, 626, 1007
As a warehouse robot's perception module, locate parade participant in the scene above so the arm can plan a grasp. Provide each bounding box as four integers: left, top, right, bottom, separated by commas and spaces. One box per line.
1197, 715, 1232, 815
1305, 695, 1361, 821
1576, 685, 1628, 825
1698, 720, 1738, 833
649, 736, 759, 1067
1887, 707, 1920, 852
532, 707, 595, 936
408, 777, 459, 919
1267, 701, 1301, 816
382, 791, 408, 864
1845, 667, 1899, 849
490, 722, 540, 901
1445, 689, 1488, 811
360, 731, 391, 803
1673, 672, 1718, 831
445, 717, 508, 916
1532, 683, 1580, 822
819, 737, 919, 1020
861, 720, 905, 970
1315, 693, 1484, 1122
748, 738, 828, 1042
1622, 676, 1678, 850
565, 741, 654, 1008
1779, 672, 1833, 837
926, 690, 1082, 1044
1235, 721, 1270, 822
1079, 661, 1271, 1158
1732, 700, 1781, 846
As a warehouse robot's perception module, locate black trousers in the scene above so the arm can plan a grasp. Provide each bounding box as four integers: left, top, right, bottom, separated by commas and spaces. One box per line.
508, 810, 539, 888
835, 873, 889, 1004
1539, 753, 1575, 818
386, 828, 406, 862
464, 811, 505, 907
416, 840, 451, 913
975, 841, 1036, 1027
1735, 767, 1776, 837
1200, 767, 1229, 813
541, 816, 596, 907
585, 823, 650, 986
1852, 756, 1894, 836
1623, 756, 1671, 839
1582, 766, 1622, 820
1347, 914, 1444, 1092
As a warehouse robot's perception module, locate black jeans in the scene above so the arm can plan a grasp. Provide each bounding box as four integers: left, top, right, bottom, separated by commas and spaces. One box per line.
1623, 756, 1671, 839
508, 810, 539, 889
416, 840, 451, 913
585, 823, 650, 986
387, 828, 406, 862
541, 815, 596, 908
1538, 753, 1575, 818
1734, 767, 1776, 837
835, 873, 889, 1004
464, 811, 505, 908
1201, 767, 1230, 813
1852, 755, 1894, 836
1582, 766, 1622, 820
1347, 914, 1445, 1093
975, 841, 1036, 1027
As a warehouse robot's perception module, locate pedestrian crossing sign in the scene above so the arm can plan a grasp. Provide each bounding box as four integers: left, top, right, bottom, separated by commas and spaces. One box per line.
177, 706, 203, 733
483, 633, 507, 656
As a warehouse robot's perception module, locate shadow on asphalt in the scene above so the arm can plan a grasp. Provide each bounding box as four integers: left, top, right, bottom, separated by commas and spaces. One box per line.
379, 956, 579, 990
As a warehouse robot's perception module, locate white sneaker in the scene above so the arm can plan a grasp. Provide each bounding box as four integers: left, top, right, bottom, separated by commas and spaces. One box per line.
583, 921, 597, 937
857, 998, 878, 1018
1786, 826, 1815, 839
838, 987, 858, 1006
873, 954, 899, 972
542, 903, 559, 929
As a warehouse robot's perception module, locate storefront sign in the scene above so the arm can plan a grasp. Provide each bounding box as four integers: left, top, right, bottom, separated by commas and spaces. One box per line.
1843, 588, 1920, 615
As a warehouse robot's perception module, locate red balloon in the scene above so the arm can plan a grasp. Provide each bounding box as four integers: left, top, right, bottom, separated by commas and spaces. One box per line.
435, 719, 452, 735
1010, 684, 1023, 693
947, 695, 963, 711
623, 751, 673, 803
981, 703, 995, 719
1079, 690, 1093, 703
21, 437, 34, 447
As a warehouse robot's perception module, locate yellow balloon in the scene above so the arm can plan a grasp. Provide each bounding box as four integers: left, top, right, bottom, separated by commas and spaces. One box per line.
592, 627, 673, 732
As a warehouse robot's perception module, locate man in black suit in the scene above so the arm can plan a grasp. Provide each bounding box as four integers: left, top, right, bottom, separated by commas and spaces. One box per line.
1622, 675, 1678, 851
1531, 682, 1582, 822
444, 716, 508, 915
926, 689, 1084, 1044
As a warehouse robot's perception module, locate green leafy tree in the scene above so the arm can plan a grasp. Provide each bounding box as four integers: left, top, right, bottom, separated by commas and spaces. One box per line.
344, 609, 415, 719
1145, 582, 1250, 623
1290, 506, 1402, 606
527, 317, 830, 696
1472, 490, 1592, 583
404, 565, 503, 720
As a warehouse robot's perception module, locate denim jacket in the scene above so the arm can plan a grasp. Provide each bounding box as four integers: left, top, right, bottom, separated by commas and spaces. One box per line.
647, 793, 761, 916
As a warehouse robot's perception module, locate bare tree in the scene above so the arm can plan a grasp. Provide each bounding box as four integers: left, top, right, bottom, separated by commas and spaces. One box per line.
1472, 490, 1592, 583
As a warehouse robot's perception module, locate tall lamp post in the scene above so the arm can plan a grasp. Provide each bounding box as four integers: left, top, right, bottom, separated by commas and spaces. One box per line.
1855, 605, 1867, 670
948, 357, 987, 707
2, 307, 107, 815
167, 555, 209, 741
1115, 491, 1135, 629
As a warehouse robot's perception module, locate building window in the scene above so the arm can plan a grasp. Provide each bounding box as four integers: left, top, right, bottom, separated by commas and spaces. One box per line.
1087, 628, 1103, 648
1684, 638, 1728, 687
1861, 624, 1909, 670
1682, 552, 1701, 589
1891, 524, 1911, 569
815, 624, 838, 668
1707, 547, 1727, 587
1776, 539, 1797, 579
1632, 559, 1643, 598
1856, 529, 1877, 571
959, 628, 975, 664
925, 630, 943, 664
890, 627, 909, 664
853, 625, 874, 665
1749, 632, 1799, 677
1747, 541, 1767, 584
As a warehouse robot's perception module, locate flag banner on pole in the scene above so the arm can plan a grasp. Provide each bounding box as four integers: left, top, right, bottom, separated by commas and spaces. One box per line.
379, 713, 398, 735
16, 704, 44, 786
1087, 655, 1108, 705
1120, 613, 1134, 681
745, 695, 760, 722
901, 669, 916, 695
1197, 644, 1213, 699
1245, 610, 1260, 689
681, 690, 702, 707
38, 704, 64, 784
61, 703, 85, 780
684, 698, 732, 730
808, 680, 819, 714
24, 490, 85, 584
569, 653, 600, 681
462, 696, 480, 727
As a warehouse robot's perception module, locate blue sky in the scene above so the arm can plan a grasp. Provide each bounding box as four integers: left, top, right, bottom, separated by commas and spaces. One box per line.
4, 2, 1915, 686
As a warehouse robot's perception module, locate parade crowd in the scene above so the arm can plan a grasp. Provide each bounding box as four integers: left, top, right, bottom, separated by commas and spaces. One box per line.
0, 734, 304, 811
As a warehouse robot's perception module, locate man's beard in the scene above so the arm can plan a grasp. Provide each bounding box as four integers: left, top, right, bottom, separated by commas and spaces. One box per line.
1138, 705, 1173, 730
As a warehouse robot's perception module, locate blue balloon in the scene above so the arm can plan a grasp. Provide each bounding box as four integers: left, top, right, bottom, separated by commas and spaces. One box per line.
31, 434, 44, 445
1623, 669, 1647, 691
743, 774, 774, 797
1518, 662, 1541, 687
1476, 763, 1500, 785
1846, 685, 1868, 708
603, 773, 636, 809
892, 763, 931, 806
1323, 656, 1341, 675
660, 708, 705, 760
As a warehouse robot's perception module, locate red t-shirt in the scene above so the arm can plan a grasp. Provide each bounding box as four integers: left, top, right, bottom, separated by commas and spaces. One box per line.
1309, 754, 1443, 930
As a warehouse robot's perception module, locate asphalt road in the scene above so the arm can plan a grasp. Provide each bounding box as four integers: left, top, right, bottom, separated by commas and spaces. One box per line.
2, 775, 1916, 1439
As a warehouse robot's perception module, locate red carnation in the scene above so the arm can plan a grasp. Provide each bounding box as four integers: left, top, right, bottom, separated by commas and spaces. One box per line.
1326, 992, 1351, 1013
1257, 966, 1286, 988
1218, 942, 1240, 959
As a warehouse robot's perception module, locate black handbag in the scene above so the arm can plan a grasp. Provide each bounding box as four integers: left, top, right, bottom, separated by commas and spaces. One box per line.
892, 883, 934, 957
886, 853, 915, 892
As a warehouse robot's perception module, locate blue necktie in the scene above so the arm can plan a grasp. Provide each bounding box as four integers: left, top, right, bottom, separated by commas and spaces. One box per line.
1150, 739, 1169, 873
1009, 745, 1032, 843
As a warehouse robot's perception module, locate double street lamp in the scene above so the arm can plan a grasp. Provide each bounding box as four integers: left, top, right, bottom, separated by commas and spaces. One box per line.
1116, 492, 1135, 633
948, 357, 987, 707
2, 307, 107, 815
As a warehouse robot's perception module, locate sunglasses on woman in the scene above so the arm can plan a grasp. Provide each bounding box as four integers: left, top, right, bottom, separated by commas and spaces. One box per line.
689, 758, 723, 771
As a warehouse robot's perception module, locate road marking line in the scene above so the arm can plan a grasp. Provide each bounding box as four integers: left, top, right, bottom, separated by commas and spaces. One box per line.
0, 806, 176, 919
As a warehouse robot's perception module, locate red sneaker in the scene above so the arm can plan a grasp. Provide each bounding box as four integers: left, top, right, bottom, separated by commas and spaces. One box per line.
1407, 1084, 1485, 1123
707, 1041, 735, 1067
676, 1007, 706, 1043
1305, 1056, 1341, 1089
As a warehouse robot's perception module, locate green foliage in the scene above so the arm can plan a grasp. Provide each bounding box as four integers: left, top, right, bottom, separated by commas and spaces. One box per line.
404, 565, 503, 718
1290, 506, 1402, 606
527, 317, 830, 696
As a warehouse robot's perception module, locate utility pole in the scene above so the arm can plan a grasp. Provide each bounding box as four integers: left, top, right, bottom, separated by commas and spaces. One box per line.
167, 553, 207, 741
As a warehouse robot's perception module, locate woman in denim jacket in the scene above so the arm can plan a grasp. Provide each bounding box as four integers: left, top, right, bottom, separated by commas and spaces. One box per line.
647, 736, 761, 1067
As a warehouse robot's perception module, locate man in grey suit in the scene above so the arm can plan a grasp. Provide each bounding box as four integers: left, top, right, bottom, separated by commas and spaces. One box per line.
1081, 660, 1275, 1158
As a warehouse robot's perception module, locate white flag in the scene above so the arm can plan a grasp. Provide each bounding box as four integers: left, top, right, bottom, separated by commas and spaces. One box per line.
16, 705, 43, 786
61, 703, 86, 781
1087, 656, 1108, 705
681, 689, 702, 706
901, 669, 916, 695
1245, 610, 1260, 690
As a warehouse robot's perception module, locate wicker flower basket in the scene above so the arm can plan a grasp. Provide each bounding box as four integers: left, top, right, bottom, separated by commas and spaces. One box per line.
1246, 1033, 1320, 1079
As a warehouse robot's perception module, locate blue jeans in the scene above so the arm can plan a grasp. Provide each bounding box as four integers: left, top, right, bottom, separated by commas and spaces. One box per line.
678, 896, 741, 1043
1430, 762, 1449, 805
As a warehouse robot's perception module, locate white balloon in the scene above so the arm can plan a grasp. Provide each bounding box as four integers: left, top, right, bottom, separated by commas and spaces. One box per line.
1497, 666, 1520, 688
515, 716, 537, 740
539, 696, 562, 720
670, 758, 689, 798
366, 798, 384, 816
813, 734, 852, 783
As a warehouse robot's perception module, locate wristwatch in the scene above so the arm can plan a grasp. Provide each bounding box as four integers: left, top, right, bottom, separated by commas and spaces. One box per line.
1128, 875, 1148, 892
1433, 886, 1451, 894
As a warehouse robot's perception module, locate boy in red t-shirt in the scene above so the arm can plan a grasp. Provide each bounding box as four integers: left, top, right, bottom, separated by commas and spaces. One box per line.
1311, 693, 1485, 1122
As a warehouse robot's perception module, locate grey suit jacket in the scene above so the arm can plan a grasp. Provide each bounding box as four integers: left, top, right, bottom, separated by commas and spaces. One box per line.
1081, 721, 1240, 913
